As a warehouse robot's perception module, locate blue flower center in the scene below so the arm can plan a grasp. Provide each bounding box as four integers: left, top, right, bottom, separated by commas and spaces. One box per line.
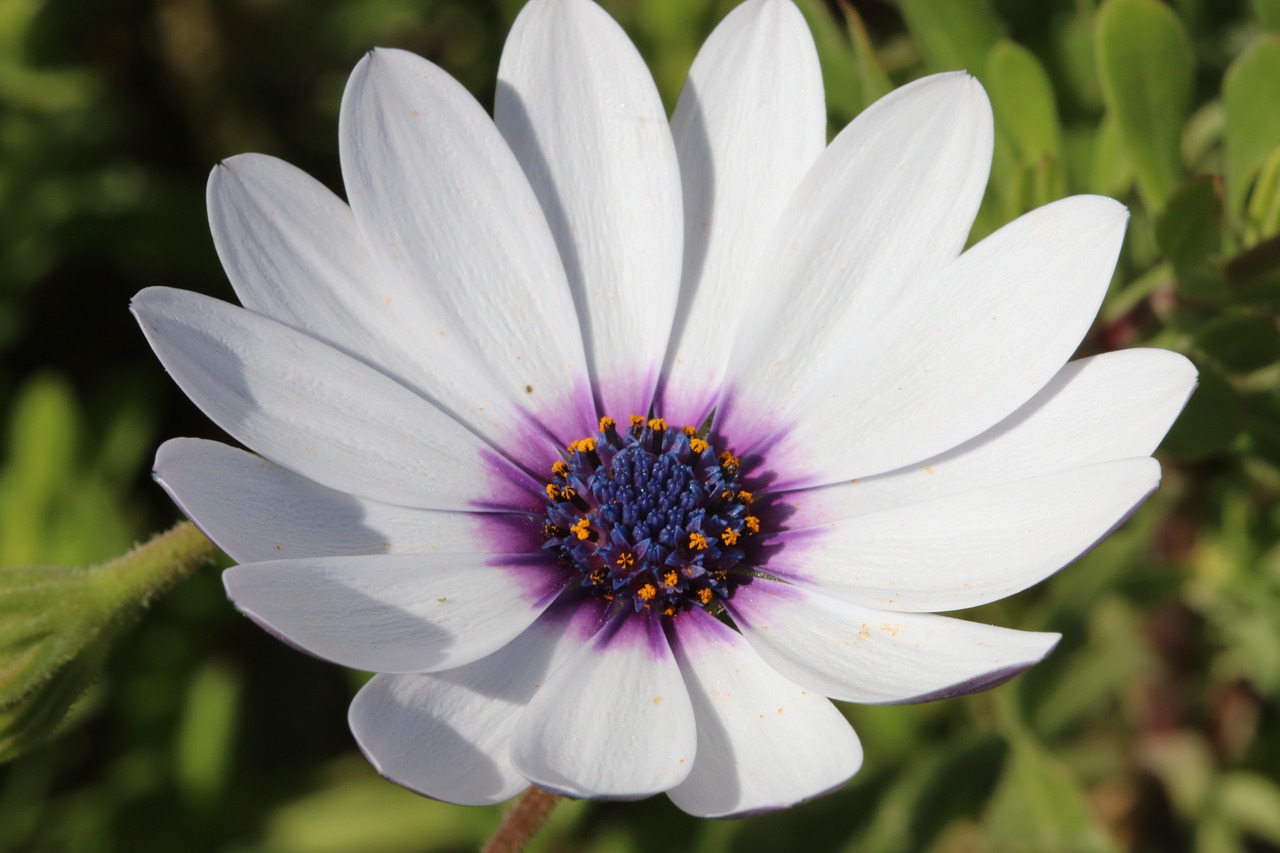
542, 416, 759, 615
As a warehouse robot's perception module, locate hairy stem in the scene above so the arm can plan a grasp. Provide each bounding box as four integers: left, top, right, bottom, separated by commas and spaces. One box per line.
481, 787, 562, 853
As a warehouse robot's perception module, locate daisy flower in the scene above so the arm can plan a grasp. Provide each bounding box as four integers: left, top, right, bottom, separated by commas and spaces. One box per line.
132, 0, 1196, 818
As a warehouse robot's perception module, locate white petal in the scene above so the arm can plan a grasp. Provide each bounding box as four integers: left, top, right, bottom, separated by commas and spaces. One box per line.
496, 0, 681, 417
511, 611, 696, 798
207, 154, 554, 449
738, 195, 1128, 487
717, 72, 993, 442
154, 438, 541, 564
765, 458, 1161, 612
223, 553, 568, 674
348, 598, 607, 806
132, 287, 539, 511
666, 608, 861, 818
657, 0, 826, 425
779, 349, 1197, 524
725, 578, 1059, 704
339, 48, 596, 442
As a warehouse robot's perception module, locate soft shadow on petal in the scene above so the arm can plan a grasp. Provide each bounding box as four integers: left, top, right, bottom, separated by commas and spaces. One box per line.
725, 578, 1059, 704
155, 438, 543, 564
773, 349, 1197, 524
132, 287, 542, 510
223, 553, 568, 674
339, 48, 597, 444
511, 609, 696, 798
496, 0, 681, 418
744, 195, 1129, 487
349, 597, 607, 806
667, 608, 862, 818
717, 72, 993, 443
208, 154, 563, 456
658, 0, 826, 426
761, 457, 1161, 612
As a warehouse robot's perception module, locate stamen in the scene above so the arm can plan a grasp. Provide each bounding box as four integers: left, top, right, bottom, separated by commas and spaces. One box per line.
540, 413, 759, 616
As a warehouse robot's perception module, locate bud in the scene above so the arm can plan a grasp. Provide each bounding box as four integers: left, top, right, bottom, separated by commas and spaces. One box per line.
0, 565, 111, 712
0, 523, 217, 762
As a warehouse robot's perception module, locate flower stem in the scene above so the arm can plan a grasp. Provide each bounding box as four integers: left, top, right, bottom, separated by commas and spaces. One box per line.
481, 787, 562, 853
87, 521, 219, 617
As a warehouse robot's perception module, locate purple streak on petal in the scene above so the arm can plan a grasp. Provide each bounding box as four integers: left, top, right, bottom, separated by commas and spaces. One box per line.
521, 373, 599, 448
486, 553, 574, 607
590, 606, 671, 662
471, 450, 546, 513
653, 382, 716, 435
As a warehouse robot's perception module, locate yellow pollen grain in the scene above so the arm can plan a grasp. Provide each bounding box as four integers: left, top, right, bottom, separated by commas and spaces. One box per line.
688, 531, 708, 550
561, 486, 577, 501
697, 588, 713, 605
745, 516, 760, 534
616, 552, 635, 568
719, 451, 739, 472
551, 460, 568, 477
648, 418, 667, 431
738, 490, 753, 504
574, 437, 596, 453
571, 519, 591, 540
599, 416, 615, 432
637, 584, 657, 601
681, 425, 696, 437
545, 484, 560, 500
663, 570, 679, 588
689, 438, 709, 453
721, 529, 740, 546
629, 414, 645, 428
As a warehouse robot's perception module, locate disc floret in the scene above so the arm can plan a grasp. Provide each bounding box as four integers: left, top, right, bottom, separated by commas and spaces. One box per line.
541, 416, 759, 615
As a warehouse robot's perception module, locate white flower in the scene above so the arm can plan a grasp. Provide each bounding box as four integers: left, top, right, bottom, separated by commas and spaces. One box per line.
132, 0, 1196, 818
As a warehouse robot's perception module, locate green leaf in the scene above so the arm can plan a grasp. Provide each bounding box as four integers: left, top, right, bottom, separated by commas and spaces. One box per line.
985, 733, 1120, 852
896, 0, 1002, 73
985, 40, 1063, 163
1220, 772, 1280, 844
1225, 37, 1280, 216
794, 0, 883, 127
1196, 314, 1280, 373
1256, 0, 1280, 30
840, 2, 891, 110
1096, 0, 1194, 212
1245, 145, 1280, 244
1160, 365, 1243, 459
1090, 111, 1135, 198
1156, 175, 1222, 272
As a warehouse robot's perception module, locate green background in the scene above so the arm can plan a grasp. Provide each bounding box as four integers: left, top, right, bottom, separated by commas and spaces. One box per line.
3, 0, 1280, 850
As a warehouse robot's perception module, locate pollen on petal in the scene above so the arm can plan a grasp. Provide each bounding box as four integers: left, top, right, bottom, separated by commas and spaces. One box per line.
637, 583, 657, 601
689, 531, 708, 550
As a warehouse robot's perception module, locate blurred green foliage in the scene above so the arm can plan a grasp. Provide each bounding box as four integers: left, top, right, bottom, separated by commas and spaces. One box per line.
1, 0, 1279, 850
